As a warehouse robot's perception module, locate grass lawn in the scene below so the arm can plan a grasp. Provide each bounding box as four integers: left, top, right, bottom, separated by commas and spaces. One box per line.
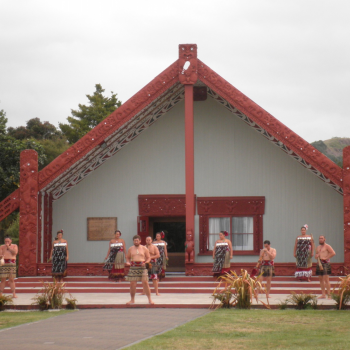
127, 309, 350, 350
0, 310, 74, 330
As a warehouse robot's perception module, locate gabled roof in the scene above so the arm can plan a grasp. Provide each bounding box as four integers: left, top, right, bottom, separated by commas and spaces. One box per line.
0, 45, 343, 222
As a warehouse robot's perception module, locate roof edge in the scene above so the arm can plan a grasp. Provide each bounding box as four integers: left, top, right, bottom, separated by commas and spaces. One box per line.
198, 59, 343, 188
38, 60, 180, 190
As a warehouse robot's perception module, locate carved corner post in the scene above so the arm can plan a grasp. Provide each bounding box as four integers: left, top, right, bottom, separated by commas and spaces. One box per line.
179, 44, 198, 268
343, 146, 350, 270
19, 150, 38, 276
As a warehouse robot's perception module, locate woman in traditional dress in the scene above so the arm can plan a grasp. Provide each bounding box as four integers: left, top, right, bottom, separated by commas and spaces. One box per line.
212, 231, 233, 277
103, 230, 126, 281
153, 231, 168, 279
50, 229, 68, 282
294, 225, 314, 281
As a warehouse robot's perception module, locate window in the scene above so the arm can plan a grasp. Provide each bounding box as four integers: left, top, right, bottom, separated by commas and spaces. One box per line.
232, 217, 253, 250
198, 196, 265, 256
208, 217, 230, 250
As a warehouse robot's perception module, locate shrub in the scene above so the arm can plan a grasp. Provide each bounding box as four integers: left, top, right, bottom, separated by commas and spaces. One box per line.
285, 292, 318, 310
211, 269, 269, 309
331, 274, 350, 310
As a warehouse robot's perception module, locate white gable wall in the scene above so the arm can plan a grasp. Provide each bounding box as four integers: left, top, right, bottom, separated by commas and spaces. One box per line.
52, 96, 343, 264
193, 97, 343, 263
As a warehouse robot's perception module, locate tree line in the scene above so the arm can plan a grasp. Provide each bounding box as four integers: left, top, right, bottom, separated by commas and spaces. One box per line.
0, 84, 121, 239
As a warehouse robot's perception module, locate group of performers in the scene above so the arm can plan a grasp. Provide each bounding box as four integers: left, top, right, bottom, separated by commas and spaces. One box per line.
212, 225, 336, 299
0, 224, 337, 301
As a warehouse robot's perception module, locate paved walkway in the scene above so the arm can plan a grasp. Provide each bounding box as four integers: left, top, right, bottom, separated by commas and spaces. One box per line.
0, 309, 210, 350
9, 292, 337, 307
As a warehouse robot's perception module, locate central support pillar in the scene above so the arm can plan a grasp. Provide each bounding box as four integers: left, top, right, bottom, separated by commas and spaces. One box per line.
179, 44, 198, 268
185, 84, 195, 234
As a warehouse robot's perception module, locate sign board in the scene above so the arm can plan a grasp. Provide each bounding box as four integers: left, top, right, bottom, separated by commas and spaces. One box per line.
87, 217, 117, 241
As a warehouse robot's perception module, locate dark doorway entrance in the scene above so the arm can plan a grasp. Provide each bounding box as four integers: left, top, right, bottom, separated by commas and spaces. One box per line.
150, 217, 186, 272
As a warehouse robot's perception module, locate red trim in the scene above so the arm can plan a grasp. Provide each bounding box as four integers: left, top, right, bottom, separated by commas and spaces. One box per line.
343, 146, 350, 269
185, 85, 195, 241
0, 189, 20, 222
38, 61, 179, 191
138, 194, 195, 216
37, 192, 42, 264
185, 262, 347, 276
197, 60, 342, 189
43, 193, 49, 262
137, 216, 149, 245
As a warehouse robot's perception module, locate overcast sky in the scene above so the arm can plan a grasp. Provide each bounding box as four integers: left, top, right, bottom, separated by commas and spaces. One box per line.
0, 0, 349, 143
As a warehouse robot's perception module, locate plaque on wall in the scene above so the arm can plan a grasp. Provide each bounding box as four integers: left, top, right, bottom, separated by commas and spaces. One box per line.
87, 217, 117, 241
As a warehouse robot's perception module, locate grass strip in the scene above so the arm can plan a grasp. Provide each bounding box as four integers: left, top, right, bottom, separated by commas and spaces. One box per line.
0, 310, 74, 330
126, 309, 350, 350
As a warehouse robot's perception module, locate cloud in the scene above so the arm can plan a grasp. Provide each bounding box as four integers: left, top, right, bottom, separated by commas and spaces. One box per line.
0, 0, 349, 142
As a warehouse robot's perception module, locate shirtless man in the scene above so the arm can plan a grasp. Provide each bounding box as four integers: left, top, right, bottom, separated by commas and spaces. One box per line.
315, 235, 336, 299
145, 236, 161, 295
125, 235, 154, 305
257, 240, 276, 298
0, 235, 19, 298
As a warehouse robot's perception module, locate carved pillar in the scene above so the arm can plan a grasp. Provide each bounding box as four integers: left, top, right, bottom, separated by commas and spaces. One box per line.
179, 44, 198, 265
18, 150, 38, 276
48, 192, 53, 250
343, 146, 350, 269
43, 192, 49, 262
37, 192, 42, 263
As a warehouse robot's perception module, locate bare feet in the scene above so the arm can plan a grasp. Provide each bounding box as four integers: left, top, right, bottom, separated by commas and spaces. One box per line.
156, 293, 161, 296
139, 293, 145, 295
13, 294, 18, 298
149, 300, 155, 305
266, 295, 271, 298
318, 295, 326, 299
126, 300, 135, 305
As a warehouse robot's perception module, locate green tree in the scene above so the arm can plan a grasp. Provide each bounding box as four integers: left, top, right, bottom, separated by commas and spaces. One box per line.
37, 136, 70, 168
8, 117, 59, 140
0, 116, 46, 201
0, 109, 7, 135
59, 84, 121, 144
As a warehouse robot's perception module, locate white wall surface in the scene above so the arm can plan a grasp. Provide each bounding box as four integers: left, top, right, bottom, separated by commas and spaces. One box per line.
52, 96, 344, 264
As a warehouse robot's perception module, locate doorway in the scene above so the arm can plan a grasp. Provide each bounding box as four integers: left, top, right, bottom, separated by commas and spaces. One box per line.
150, 216, 186, 272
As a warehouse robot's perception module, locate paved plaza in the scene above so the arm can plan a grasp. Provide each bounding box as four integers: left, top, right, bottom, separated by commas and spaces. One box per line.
0, 309, 210, 350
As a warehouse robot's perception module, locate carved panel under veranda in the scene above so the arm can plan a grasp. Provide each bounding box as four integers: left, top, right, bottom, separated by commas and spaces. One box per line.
18, 150, 38, 276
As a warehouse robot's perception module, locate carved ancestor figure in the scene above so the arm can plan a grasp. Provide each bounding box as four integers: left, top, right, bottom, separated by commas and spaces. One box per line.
185, 230, 194, 263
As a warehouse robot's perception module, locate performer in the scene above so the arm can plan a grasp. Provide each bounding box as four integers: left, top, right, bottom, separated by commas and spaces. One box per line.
315, 235, 336, 299
257, 240, 276, 298
125, 235, 154, 305
49, 229, 69, 282
294, 225, 314, 281
153, 232, 168, 279
212, 231, 233, 277
0, 235, 18, 298
145, 236, 161, 295
103, 230, 126, 281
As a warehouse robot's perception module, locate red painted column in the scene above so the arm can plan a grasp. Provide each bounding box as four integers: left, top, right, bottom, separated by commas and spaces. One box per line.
343, 146, 350, 270
185, 84, 195, 236
179, 44, 198, 268
37, 192, 42, 264
19, 150, 38, 276
43, 192, 49, 262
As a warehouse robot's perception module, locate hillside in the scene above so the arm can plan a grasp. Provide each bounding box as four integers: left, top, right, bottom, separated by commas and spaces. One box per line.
311, 137, 350, 167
